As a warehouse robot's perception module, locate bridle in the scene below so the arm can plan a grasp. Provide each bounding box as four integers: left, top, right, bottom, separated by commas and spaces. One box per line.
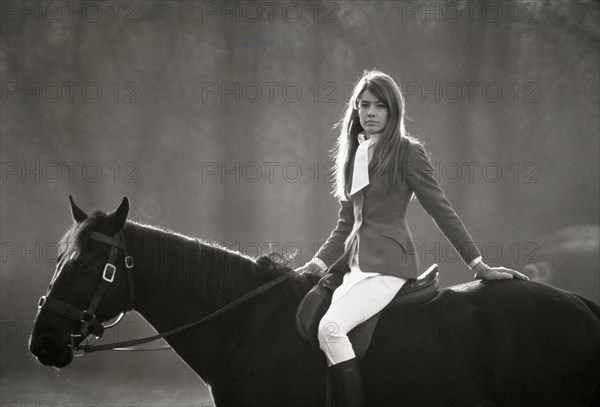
38, 230, 135, 352
37, 228, 292, 357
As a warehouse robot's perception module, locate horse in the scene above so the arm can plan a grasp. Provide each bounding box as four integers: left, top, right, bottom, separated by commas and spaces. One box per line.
30, 197, 600, 407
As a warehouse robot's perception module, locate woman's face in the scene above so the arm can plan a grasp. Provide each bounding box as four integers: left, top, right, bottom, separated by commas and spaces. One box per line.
357, 89, 388, 136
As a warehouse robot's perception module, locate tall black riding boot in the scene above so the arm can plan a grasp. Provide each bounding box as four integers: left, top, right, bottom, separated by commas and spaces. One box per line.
328, 357, 365, 407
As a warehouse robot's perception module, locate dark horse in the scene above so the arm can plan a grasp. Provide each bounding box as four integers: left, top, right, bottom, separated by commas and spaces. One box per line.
30, 197, 600, 406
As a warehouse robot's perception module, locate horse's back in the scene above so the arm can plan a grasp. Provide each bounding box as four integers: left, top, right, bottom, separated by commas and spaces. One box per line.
362, 279, 600, 406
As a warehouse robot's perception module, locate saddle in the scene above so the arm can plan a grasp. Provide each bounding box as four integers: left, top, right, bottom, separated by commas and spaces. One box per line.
295, 264, 439, 360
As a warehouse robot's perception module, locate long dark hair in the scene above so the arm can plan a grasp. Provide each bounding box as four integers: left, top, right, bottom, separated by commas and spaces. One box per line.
331, 70, 420, 200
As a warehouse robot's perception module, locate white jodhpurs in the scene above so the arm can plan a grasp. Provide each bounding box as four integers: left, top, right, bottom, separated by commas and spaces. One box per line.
317, 238, 407, 366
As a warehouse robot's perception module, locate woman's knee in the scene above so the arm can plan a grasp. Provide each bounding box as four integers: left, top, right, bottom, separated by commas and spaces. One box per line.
317, 316, 347, 347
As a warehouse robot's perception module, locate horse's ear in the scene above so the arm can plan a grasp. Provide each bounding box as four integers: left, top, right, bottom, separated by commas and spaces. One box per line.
107, 197, 129, 232
69, 195, 88, 223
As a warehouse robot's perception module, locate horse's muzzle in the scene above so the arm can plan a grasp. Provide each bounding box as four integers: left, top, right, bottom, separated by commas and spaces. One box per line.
29, 333, 73, 368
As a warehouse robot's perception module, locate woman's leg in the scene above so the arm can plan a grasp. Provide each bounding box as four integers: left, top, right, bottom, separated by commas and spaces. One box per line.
318, 273, 407, 407
318, 273, 408, 365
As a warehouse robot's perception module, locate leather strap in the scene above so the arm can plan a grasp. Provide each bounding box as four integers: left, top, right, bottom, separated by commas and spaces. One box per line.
79, 274, 291, 353
39, 230, 134, 339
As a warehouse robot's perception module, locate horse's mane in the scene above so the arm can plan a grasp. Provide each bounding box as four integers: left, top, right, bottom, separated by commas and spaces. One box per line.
59, 212, 318, 310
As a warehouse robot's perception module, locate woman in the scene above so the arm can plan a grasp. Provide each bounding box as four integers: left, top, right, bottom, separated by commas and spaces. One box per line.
295, 70, 528, 407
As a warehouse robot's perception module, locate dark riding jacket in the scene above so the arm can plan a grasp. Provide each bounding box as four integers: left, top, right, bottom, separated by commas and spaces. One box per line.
315, 138, 482, 279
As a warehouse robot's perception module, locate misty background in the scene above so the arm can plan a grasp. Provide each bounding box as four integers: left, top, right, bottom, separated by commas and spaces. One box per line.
1, 0, 598, 405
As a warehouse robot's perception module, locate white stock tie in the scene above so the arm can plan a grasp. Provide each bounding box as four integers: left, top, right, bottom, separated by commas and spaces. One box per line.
349, 134, 371, 196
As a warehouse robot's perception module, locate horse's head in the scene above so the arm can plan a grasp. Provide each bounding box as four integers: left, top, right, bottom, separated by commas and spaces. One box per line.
29, 196, 134, 368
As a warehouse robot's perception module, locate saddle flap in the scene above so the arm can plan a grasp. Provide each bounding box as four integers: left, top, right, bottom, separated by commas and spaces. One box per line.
349, 273, 439, 359
295, 272, 344, 351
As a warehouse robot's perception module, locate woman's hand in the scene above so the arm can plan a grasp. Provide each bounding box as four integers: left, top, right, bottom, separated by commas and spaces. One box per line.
294, 262, 326, 276
474, 262, 529, 281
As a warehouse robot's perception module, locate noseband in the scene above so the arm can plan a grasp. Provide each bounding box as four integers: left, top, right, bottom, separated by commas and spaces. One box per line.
37, 230, 135, 342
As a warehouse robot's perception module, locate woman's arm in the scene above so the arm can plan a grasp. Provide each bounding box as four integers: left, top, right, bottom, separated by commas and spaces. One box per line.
405, 141, 482, 265
297, 198, 354, 274
406, 141, 527, 280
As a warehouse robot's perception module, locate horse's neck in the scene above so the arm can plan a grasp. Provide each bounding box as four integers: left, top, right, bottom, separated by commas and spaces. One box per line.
121, 223, 323, 400
125, 222, 248, 323
123, 222, 276, 372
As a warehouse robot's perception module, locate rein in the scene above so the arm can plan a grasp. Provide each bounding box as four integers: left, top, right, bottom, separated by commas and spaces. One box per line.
79, 273, 291, 353
40, 227, 292, 356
